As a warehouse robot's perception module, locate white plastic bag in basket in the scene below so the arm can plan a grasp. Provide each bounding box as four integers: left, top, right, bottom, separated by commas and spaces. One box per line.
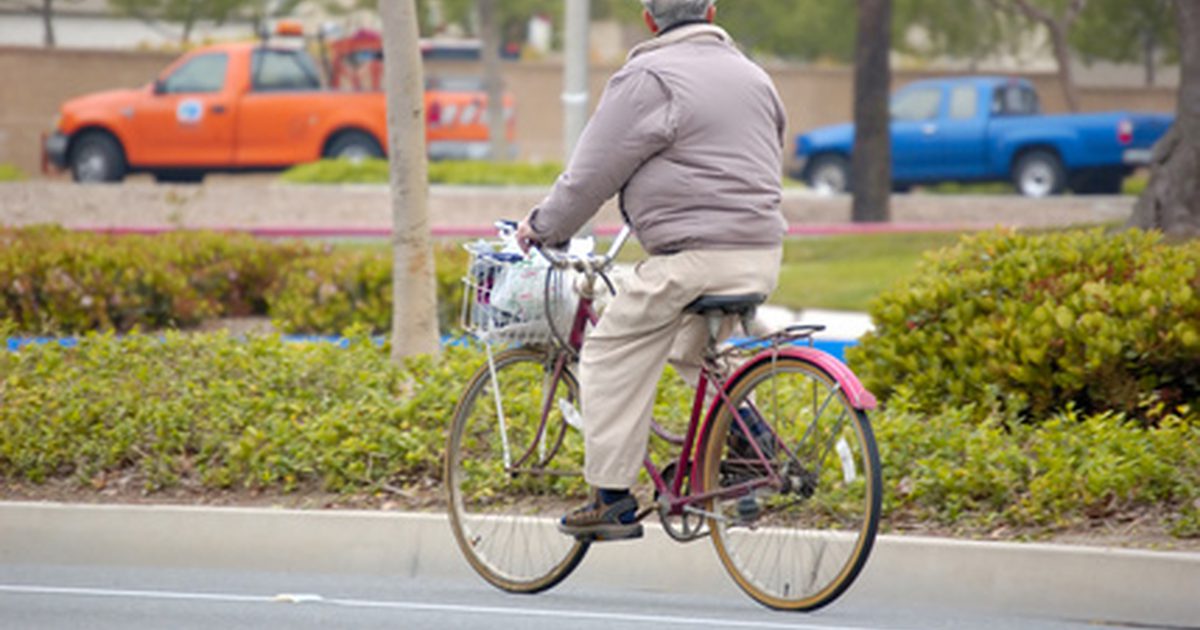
490, 256, 548, 323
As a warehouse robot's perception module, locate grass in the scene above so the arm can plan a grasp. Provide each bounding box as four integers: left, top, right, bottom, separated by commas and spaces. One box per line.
341, 230, 976, 313
774, 232, 965, 311
598, 230, 967, 313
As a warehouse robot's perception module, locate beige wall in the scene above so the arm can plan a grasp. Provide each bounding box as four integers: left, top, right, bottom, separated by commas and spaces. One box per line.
0, 46, 1178, 177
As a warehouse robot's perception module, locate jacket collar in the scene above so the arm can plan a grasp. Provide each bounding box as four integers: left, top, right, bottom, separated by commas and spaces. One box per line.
626, 23, 732, 61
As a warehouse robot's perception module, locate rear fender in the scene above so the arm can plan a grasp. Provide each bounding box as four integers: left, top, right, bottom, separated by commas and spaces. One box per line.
699, 345, 877, 444
692, 345, 876, 492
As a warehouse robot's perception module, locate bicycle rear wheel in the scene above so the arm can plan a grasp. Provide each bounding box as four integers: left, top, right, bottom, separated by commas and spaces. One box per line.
701, 355, 881, 611
445, 347, 590, 593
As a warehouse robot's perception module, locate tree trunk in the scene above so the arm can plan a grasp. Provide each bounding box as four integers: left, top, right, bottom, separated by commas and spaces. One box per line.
1046, 21, 1081, 112
1002, 0, 1086, 112
852, 0, 892, 223
41, 0, 55, 48
381, 0, 441, 360
1143, 26, 1157, 88
1127, 0, 1200, 239
479, 0, 508, 162
181, 0, 199, 46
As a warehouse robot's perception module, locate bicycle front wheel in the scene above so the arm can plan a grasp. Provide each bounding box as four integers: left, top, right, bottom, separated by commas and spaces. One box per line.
445, 347, 590, 593
702, 355, 881, 611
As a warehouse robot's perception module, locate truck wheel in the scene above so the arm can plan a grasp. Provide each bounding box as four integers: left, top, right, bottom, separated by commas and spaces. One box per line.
1013, 151, 1065, 198
325, 131, 384, 162
70, 132, 127, 183
806, 155, 851, 195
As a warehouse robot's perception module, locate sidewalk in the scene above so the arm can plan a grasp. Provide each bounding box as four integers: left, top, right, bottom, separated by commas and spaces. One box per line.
2, 502, 1196, 627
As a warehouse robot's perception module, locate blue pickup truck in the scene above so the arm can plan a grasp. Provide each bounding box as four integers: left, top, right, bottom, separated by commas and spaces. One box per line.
793, 76, 1174, 196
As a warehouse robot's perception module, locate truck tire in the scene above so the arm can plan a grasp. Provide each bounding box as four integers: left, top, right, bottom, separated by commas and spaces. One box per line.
69, 132, 127, 183
325, 131, 384, 161
806, 154, 851, 195
1012, 150, 1065, 198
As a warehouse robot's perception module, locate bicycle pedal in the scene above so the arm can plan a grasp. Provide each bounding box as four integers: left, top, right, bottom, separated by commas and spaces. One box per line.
576, 523, 644, 542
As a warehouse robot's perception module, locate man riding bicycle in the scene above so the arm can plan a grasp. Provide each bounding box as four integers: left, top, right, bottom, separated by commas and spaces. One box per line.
516, 0, 788, 541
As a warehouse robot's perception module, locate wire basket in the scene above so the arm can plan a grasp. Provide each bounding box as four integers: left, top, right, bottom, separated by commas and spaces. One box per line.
461, 242, 579, 346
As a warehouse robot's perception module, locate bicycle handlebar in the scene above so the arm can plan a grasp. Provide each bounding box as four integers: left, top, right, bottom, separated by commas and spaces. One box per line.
495, 220, 632, 276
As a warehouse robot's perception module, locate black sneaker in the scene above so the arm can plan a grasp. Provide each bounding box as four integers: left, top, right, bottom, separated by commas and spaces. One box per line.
558, 492, 643, 541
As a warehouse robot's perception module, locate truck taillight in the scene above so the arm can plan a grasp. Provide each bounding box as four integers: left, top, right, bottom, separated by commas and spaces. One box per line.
1117, 119, 1134, 146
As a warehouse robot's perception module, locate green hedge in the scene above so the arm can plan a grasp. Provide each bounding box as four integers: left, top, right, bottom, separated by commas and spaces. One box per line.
0, 226, 312, 333
0, 329, 455, 492
849, 228, 1200, 423
0, 227, 468, 335
280, 159, 563, 186
265, 245, 469, 336
1, 330, 1196, 538
0, 164, 26, 182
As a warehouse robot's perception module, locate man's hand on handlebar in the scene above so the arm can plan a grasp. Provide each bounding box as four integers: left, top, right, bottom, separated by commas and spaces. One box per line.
515, 219, 539, 254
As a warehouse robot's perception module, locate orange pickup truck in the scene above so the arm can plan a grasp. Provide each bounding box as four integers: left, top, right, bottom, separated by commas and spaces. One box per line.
44, 38, 514, 183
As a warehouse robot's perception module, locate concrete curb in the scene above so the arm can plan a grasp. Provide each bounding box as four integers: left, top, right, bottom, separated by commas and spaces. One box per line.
1, 502, 1196, 626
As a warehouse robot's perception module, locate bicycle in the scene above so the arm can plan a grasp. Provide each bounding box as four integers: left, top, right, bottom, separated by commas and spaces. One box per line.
445, 222, 882, 611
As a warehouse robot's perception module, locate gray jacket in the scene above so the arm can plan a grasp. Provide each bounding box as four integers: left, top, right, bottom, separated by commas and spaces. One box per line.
528, 23, 788, 255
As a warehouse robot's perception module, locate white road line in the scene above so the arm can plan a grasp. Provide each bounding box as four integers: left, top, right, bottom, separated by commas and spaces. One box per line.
0, 584, 883, 630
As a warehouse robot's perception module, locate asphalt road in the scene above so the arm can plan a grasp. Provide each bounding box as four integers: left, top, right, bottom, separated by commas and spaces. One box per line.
0, 563, 1106, 630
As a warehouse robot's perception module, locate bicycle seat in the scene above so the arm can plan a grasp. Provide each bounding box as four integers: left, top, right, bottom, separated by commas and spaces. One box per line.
683, 293, 767, 318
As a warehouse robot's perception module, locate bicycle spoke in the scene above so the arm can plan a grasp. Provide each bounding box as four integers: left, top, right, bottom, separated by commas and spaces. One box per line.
704, 355, 880, 611
447, 349, 590, 593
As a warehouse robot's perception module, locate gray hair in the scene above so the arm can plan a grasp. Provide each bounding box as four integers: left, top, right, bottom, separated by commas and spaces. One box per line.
640, 0, 715, 29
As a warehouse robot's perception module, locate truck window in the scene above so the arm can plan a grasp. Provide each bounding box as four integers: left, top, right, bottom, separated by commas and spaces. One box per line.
162, 53, 229, 94
251, 50, 321, 92
949, 85, 978, 120
991, 85, 1040, 116
890, 87, 942, 122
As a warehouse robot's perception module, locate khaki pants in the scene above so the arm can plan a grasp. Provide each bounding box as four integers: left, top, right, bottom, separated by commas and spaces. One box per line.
578, 247, 782, 488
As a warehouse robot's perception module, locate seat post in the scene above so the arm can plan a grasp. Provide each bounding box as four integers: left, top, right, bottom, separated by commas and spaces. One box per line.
683, 293, 767, 358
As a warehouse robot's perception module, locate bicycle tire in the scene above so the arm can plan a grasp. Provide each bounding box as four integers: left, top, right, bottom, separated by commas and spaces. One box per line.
445, 348, 590, 593
701, 354, 881, 611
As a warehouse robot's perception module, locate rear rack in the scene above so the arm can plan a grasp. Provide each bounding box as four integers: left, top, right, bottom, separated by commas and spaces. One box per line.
719, 324, 827, 357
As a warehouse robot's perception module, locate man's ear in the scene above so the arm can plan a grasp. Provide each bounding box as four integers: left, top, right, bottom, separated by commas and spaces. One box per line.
706, 5, 716, 22
643, 9, 660, 33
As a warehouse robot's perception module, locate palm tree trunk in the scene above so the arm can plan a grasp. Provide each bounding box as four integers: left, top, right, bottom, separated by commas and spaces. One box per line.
381, 0, 441, 360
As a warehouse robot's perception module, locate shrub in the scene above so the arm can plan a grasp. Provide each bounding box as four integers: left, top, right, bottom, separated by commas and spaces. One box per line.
265, 243, 468, 335
2, 332, 1196, 539
0, 227, 468, 336
0, 163, 26, 182
266, 250, 392, 334
280, 159, 563, 186
0, 226, 313, 334
0, 331, 459, 492
850, 228, 1200, 423
875, 392, 1200, 533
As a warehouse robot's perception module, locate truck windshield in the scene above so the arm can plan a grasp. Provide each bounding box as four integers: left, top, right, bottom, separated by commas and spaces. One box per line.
251, 49, 322, 92
162, 53, 229, 94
